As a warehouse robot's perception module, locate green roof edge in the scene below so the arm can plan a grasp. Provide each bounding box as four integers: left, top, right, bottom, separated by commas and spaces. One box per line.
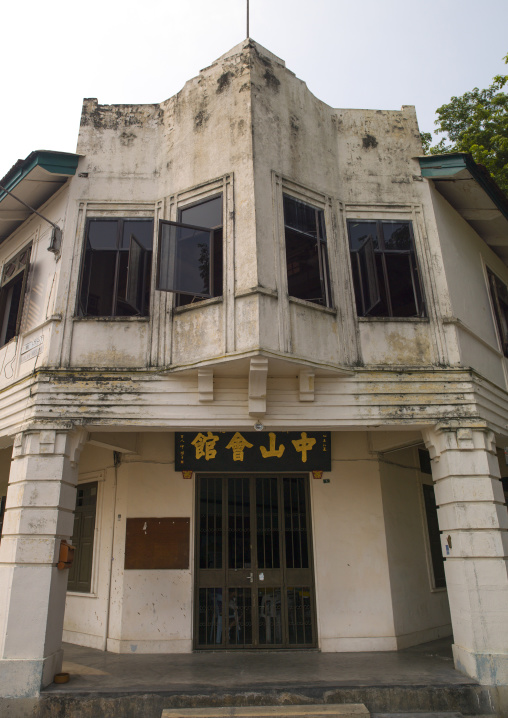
0, 150, 80, 202
418, 153, 508, 224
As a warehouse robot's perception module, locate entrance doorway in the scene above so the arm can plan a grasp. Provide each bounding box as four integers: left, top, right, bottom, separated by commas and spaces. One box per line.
194, 475, 316, 649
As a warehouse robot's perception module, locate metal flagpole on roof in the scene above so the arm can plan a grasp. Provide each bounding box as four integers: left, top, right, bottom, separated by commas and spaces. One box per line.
247, 0, 250, 38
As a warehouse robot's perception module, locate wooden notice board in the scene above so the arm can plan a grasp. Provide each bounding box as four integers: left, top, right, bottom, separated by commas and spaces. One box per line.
125, 517, 190, 570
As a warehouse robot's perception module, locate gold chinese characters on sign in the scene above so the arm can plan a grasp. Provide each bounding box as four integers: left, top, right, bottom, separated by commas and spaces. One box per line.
176, 431, 330, 471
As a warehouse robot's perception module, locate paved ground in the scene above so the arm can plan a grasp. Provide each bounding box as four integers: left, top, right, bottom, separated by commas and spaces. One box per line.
43, 637, 476, 695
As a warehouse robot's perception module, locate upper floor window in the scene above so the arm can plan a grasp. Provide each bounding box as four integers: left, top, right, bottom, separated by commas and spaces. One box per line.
487, 269, 508, 357
283, 195, 331, 307
78, 218, 154, 317
157, 195, 223, 307
0, 245, 31, 347
348, 220, 425, 318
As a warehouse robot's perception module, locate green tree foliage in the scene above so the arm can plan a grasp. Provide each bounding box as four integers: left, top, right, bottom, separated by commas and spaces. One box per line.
423, 54, 508, 194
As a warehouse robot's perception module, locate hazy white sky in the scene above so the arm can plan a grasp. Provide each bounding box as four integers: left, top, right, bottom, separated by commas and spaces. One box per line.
1, 0, 507, 175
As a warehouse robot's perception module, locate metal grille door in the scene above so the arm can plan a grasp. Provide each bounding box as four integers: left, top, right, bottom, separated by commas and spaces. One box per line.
195, 475, 316, 649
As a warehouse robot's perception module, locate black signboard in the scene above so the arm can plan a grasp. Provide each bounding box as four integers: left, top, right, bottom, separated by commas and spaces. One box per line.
175, 431, 331, 472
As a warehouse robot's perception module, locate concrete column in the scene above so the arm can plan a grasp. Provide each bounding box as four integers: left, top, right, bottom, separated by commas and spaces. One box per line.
423, 422, 508, 685
0, 427, 87, 698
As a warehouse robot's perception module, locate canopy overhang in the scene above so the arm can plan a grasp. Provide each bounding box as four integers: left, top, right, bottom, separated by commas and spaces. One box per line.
418, 153, 508, 264
0, 150, 80, 244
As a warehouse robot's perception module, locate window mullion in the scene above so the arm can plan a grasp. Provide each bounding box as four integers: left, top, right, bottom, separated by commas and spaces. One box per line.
380, 253, 392, 317
209, 230, 215, 297
408, 253, 421, 317
356, 253, 367, 316
111, 220, 123, 316
14, 265, 29, 337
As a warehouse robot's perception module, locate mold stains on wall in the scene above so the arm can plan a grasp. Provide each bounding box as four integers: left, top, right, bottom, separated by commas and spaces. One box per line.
80, 100, 163, 131
119, 132, 137, 147
194, 109, 210, 131
217, 71, 233, 94
263, 69, 281, 92
362, 134, 378, 149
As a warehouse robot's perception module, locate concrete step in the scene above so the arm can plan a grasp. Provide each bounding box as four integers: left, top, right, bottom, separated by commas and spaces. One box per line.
162, 706, 369, 718
372, 713, 465, 718
34, 686, 501, 718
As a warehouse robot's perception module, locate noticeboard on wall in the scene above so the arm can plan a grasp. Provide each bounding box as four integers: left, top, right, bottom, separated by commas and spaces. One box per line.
175, 431, 331, 472
125, 517, 190, 570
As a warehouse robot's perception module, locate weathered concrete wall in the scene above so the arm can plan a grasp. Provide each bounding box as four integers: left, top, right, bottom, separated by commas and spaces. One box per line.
0, 187, 70, 389
64, 434, 194, 653
312, 432, 396, 651
62, 444, 115, 650
379, 445, 451, 648
430, 186, 508, 390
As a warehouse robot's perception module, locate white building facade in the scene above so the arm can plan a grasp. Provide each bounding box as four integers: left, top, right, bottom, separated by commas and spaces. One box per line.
0, 40, 508, 699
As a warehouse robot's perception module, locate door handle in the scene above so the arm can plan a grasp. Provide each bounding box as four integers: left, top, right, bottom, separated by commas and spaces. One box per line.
247, 572, 253, 583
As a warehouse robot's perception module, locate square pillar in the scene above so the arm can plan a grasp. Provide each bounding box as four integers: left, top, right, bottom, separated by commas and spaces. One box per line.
0, 427, 87, 698
424, 423, 508, 685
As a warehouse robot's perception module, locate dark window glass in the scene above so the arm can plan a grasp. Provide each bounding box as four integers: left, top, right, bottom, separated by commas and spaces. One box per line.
228, 588, 252, 646
418, 448, 432, 475
422, 484, 446, 590
0, 495, 6, 537
487, 270, 508, 357
256, 477, 280, 570
348, 220, 425, 318
287, 586, 313, 645
79, 219, 153, 317
284, 477, 309, 569
157, 196, 223, 307
180, 197, 222, 229
0, 245, 32, 347
199, 477, 223, 570
283, 195, 331, 307
258, 588, 282, 645
88, 221, 118, 250
158, 223, 211, 298
228, 477, 251, 570
198, 587, 223, 646
385, 254, 417, 317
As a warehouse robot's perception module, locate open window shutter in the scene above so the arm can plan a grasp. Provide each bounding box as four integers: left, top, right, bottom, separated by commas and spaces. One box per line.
358, 236, 381, 315
125, 233, 146, 313
78, 239, 94, 316
157, 220, 212, 298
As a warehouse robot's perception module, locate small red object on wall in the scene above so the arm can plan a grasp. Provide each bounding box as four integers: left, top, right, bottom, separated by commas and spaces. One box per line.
57, 540, 75, 570
312, 470, 323, 480
182, 470, 193, 480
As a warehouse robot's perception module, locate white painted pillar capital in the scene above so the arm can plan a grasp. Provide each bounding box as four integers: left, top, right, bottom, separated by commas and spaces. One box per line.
422, 421, 508, 685
0, 425, 88, 698
11, 426, 88, 467
423, 421, 496, 460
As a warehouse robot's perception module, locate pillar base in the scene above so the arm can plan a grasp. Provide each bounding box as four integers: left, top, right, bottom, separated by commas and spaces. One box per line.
0, 649, 63, 697
453, 643, 508, 685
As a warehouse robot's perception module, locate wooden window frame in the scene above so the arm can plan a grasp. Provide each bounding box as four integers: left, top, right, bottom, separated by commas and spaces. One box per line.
283, 194, 332, 308
487, 268, 508, 357
78, 217, 154, 318
0, 244, 32, 347
347, 219, 425, 318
